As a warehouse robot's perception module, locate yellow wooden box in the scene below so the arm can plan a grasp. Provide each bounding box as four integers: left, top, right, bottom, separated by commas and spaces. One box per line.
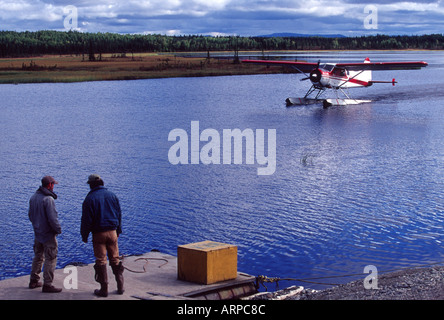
177, 241, 238, 284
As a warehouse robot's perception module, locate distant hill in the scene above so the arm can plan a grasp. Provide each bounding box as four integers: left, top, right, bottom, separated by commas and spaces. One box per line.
256, 33, 347, 38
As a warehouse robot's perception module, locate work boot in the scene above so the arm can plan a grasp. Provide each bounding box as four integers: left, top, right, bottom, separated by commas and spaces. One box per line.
29, 279, 42, 289
93, 264, 108, 297
42, 285, 62, 293
111, 261, 125, 294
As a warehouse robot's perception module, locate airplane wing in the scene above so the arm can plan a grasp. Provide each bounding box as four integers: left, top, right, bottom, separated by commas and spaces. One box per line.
241, 59, 318, 73
333, 61, 427, 71
242, 59, 428, 71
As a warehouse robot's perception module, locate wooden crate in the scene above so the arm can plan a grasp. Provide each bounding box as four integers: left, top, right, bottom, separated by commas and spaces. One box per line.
177, 241, 238, 284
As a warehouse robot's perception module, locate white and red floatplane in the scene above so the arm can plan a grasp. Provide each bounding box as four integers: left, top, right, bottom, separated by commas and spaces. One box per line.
242, 57, 428, 108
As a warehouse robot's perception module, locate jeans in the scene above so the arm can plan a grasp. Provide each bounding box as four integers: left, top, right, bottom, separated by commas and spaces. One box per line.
30, 236, 58, 286
92, 230, 120, 266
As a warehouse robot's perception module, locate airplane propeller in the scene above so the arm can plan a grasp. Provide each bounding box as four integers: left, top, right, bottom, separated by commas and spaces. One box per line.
301, 60, 322, 82
309, 60, 322, 83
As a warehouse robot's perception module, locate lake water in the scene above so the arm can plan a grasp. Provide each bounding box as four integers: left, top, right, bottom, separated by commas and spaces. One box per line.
1, 51, 444, 290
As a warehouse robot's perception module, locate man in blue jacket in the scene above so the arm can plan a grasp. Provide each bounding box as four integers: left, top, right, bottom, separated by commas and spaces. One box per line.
28, 176, 62, 293
81, 174, 124, 297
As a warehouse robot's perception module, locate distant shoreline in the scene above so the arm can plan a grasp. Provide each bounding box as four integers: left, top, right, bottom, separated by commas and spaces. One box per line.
0, 50, 437, 84
0, 52, 286, 84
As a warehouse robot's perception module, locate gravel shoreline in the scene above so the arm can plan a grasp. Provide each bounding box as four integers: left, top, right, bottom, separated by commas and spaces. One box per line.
298, 265, 444, 300
247, 265, 444, 300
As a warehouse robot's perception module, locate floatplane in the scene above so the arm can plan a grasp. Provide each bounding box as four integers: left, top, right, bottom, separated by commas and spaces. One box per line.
242, 57, 428, 108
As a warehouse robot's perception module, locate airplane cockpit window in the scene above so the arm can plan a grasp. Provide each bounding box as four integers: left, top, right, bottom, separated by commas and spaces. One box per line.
321, 64, 334, 71
332, 67, 348, 76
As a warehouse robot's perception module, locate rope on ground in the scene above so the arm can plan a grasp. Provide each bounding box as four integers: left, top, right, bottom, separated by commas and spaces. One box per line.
120, 255, 169, 274
256, 260, 444, 291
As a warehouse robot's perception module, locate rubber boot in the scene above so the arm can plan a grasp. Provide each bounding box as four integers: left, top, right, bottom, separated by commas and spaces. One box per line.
111, 261, 125, 294
93, 264, 108, 297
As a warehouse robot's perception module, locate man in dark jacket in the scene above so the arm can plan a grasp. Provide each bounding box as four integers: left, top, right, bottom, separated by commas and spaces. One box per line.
28, 176, 62, 293
81, 174, 124, 297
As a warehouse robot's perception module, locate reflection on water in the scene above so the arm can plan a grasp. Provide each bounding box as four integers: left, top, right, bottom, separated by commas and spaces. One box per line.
1, 51, 444, 289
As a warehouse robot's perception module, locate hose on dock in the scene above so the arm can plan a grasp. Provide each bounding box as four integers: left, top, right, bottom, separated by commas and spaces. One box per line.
256, 260, 444, 291
120, 255, 169, 274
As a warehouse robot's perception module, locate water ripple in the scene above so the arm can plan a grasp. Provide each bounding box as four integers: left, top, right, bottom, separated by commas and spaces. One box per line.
1, 52, 444, 287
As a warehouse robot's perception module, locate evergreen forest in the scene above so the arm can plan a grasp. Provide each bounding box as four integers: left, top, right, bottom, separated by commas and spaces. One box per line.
1, 30, 443, 58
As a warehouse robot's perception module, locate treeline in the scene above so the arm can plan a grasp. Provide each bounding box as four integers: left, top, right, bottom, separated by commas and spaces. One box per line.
1, 30, 443, 58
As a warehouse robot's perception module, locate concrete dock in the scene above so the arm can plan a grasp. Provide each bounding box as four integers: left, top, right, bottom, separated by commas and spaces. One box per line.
0, 251, 257, 300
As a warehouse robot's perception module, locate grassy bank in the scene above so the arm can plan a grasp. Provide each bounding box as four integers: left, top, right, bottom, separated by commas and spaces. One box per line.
0, 52, 285, 84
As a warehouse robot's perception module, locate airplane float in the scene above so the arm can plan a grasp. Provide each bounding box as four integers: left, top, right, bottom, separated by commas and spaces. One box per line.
242, 57, 428, 108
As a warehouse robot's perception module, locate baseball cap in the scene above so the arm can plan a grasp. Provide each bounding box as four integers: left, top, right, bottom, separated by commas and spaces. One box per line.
41, 176, 58, 186
87, 174, 102, 184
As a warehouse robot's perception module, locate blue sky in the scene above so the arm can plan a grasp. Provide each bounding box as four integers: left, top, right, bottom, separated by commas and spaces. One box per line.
0, 0, 443, 36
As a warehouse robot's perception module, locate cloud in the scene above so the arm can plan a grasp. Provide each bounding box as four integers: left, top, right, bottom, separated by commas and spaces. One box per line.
0, 0, 63, 22
0, 0, 442, 35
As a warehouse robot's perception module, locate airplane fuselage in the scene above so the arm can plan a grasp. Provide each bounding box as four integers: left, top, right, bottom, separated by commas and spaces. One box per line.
311, 63, 372, 90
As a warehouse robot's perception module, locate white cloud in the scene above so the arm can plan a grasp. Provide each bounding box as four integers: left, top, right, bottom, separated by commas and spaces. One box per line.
0, 0, 63, 21
0, 0, 442, 35
382, 1, 440, 11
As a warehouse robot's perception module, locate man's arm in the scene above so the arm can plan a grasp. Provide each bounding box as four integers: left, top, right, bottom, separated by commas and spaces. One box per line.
44, 197, 62, 235
80, 199, 93, 243
115, 196, 122, 236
